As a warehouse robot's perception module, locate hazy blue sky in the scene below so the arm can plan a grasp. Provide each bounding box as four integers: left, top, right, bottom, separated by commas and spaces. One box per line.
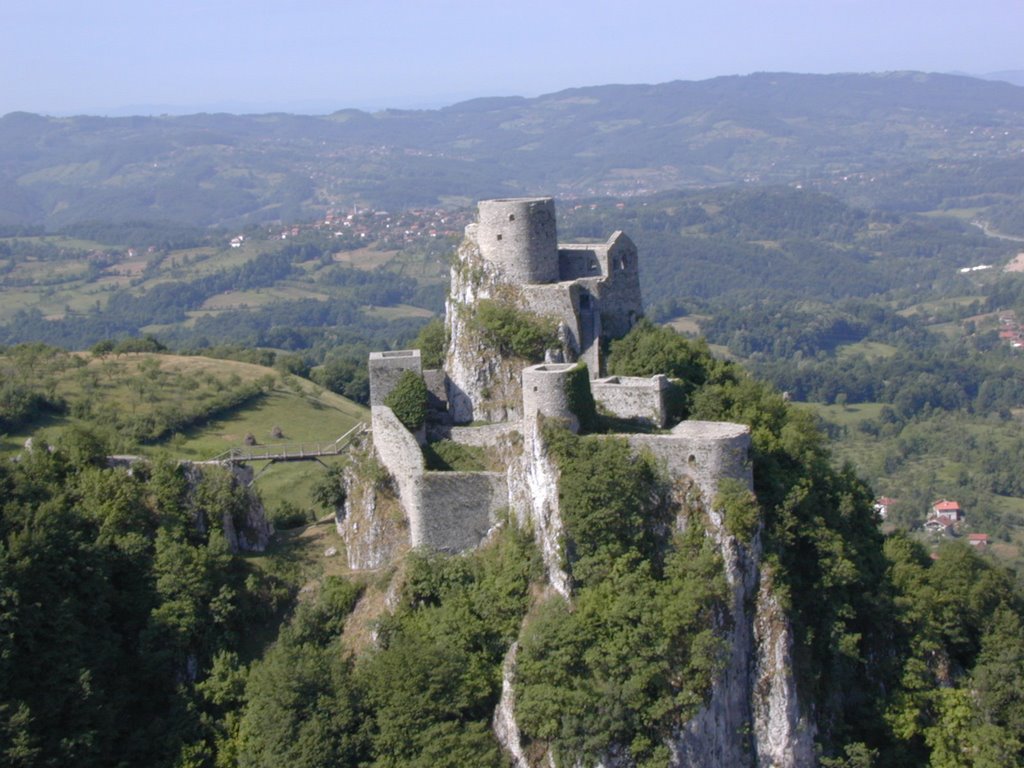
4, 0, 1022, 116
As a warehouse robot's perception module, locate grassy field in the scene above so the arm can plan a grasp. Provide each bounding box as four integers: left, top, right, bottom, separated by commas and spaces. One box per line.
331, 246, 401, 271
897, 295, 985, 317
1, 351, 369, 512
169, 387, 365, 460
803, 400, 887, 428
666, 315, 707, 336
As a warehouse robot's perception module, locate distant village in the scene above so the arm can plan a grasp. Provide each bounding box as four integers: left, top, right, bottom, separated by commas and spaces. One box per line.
232, 201, 631, 252
254, 206, 477, 250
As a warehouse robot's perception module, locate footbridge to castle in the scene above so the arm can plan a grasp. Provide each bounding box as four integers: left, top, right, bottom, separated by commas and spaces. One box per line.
208, 422, 368, 466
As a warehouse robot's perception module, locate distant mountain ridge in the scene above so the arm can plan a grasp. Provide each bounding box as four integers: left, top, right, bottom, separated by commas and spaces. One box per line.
2, 71, 1024, 229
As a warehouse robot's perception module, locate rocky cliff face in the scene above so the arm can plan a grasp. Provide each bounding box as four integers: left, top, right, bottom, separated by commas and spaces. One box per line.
668, 520, 815, 767
335, 440, 409, 570
445, 229, 572, 425
495, 426, 816, 768
181, 462, 272, 553
507, 415, 572, 598
445, 231, 511, 424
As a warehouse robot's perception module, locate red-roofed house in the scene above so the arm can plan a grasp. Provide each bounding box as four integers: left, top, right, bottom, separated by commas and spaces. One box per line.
968, 533, 989, 549
931, 500, 962, 522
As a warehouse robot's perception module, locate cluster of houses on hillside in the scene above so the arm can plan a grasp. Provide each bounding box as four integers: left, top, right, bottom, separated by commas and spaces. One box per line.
875, 496, 989, 548
285, 207, 473, 247
997, 313, 1024, 351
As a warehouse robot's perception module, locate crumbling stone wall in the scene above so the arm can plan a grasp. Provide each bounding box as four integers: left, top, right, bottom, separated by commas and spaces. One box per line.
625, 420, 753, 527
591, 374, 670, 428
369, 404, 506, 553
418, 471, 506, 552
369, 405, 423, 523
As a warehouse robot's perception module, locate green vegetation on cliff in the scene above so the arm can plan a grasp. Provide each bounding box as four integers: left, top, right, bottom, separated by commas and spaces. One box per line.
0, 434, 288, 766
517, 425, 727, 767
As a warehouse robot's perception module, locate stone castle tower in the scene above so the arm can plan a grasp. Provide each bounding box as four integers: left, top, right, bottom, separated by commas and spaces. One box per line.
445, 196, 643, 423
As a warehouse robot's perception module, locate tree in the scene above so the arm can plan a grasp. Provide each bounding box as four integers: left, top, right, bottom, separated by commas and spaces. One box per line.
383, 370, 428, 430
414, 318, 446, 369
608, 319, 716, 421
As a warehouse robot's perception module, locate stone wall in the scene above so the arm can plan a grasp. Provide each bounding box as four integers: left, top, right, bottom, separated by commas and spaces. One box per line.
518, 282, 583, 358
369, 405, 423, 527
449, 422, 520, 448
370, 404, 507, 554
418, 471, 506, 552
590, 232, 643, 340
368, 349, 422, 406
626, 420, 752, 518
591, 374, 669, 428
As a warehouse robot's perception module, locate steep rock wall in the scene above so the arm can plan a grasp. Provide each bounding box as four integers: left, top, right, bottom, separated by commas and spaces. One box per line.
336, 448, 408, 571
497, 419, 814, 767
752, 571, 817, 767
508, 414, 571, 597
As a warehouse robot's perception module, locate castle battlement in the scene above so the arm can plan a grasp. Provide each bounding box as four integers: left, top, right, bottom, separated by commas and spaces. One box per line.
368, 349, 421, 406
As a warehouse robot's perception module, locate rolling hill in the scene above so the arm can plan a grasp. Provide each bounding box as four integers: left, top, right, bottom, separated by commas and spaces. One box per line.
3, 71, 1024, 229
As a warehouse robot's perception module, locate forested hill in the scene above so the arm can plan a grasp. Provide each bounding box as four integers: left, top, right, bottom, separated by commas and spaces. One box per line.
3, 71, 1024, 228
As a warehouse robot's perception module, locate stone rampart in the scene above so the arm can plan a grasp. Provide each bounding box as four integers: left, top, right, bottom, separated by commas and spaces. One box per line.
418, 471, 507, 552
557, 245, 605, 280
626, 420, 752, 524
368, 349, 422, 406
591, 374, 669, 428
371, 405, 507, 554
370, 405, 423, 529
588, 232, 643, 340
449, 422, 520, 448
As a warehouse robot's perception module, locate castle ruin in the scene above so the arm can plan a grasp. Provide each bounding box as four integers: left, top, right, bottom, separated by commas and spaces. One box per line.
343, 197, 814, 767
353, 196, 752, 560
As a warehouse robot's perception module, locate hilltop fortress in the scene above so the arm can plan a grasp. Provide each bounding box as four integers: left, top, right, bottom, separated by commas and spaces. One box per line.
352, 196, 752, 562
340, 197, 813, 767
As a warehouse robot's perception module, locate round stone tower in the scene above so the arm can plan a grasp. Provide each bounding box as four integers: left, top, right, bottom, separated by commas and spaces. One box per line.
521, 363, 579, 434
476, 197, 559, 284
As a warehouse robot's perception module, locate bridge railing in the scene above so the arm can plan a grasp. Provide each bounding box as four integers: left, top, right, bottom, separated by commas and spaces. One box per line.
209, 421, 367, 464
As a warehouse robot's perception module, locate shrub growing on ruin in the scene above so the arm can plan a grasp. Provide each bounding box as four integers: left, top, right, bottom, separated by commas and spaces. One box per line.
715, 477, 760, 544
472, 299, 558, 361
608, 319, 716, 422
383, 370, 428, 430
